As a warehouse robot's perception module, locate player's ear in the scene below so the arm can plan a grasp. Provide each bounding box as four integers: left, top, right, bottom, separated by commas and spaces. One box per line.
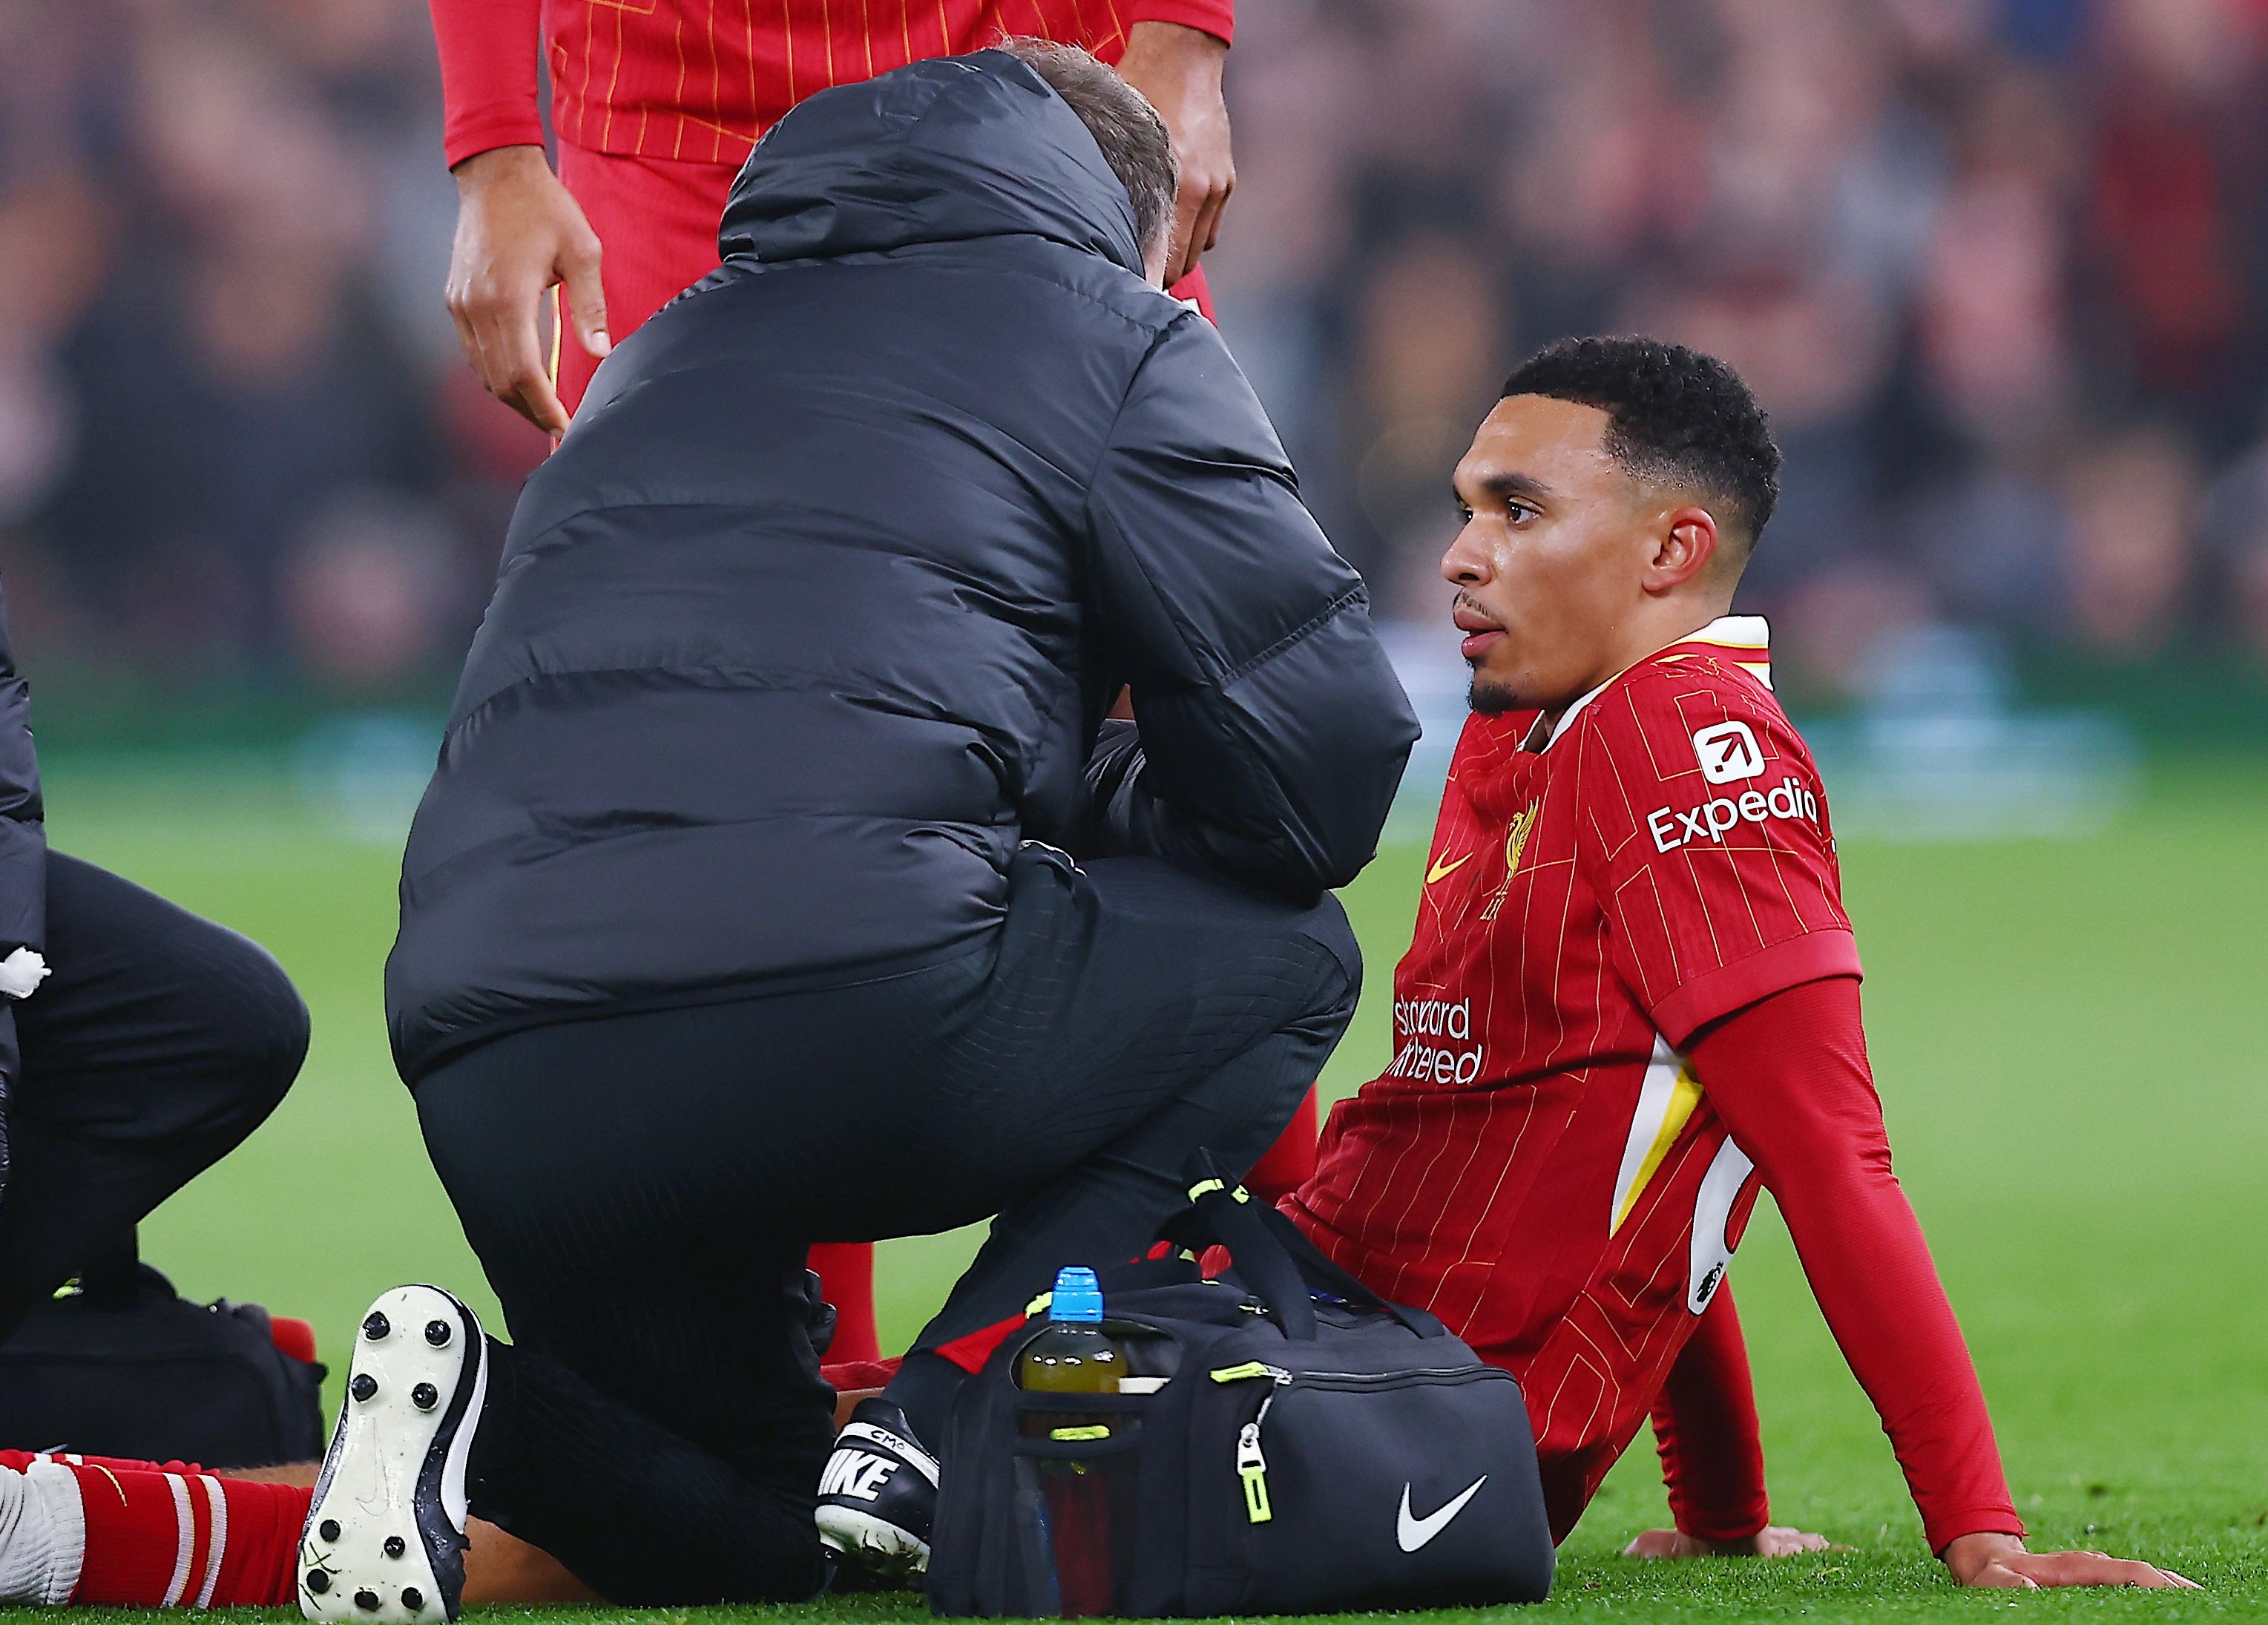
1643, 507, 1718, 595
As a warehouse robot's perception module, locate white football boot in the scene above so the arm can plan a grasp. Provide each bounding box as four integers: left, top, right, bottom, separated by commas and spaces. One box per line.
299, 1286, 487, 1624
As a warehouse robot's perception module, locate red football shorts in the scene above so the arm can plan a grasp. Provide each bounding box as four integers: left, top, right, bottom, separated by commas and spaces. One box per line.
552, 142, 1217, 413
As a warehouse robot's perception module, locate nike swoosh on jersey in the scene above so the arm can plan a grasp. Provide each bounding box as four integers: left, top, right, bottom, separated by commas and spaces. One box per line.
1424, 852, 1472, 884
1396, 1475, 1488, 1552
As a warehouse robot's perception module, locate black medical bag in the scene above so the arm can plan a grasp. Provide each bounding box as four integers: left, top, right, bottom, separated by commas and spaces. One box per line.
926, 1156, 1554, 1616
0, 1237, 326, 1468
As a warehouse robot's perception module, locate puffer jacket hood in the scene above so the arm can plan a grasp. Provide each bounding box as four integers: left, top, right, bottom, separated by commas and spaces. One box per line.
718, 50, 1146, 277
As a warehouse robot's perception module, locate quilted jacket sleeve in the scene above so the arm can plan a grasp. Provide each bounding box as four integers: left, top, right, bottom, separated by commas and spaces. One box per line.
1082, 312, 1416, 901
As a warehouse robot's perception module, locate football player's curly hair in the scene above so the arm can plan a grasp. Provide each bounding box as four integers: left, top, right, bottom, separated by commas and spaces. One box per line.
1501, 337, 1782, 558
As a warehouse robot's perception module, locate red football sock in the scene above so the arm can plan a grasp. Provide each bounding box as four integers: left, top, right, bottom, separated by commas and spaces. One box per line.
1244, 1086, 1320, 1204
65, 1461, 307, 1607
0, 1451, 206, 1476
811, 1241, 881, 1364
821, 1355, 902, 1391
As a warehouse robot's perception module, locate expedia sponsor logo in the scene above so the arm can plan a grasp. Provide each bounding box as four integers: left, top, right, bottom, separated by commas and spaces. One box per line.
1646, 774, 1820, 853
1692, 719, 1765, 784
1388, 996, 1482, 1085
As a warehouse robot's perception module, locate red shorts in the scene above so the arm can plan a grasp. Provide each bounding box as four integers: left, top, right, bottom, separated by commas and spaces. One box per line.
553, 144, 740, 412
553, 142, 1216, 413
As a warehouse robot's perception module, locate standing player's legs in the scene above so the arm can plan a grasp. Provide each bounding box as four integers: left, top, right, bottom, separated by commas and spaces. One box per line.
0, 853, 308, 1340
550, 143, 737, 416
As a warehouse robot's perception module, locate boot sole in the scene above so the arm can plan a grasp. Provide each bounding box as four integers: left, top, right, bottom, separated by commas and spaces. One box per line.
298, 1286, 487, 1624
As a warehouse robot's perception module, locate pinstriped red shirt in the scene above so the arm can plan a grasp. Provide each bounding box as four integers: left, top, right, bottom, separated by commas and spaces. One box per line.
1287, 617, 1861, 1532
433, 0, 1235, 168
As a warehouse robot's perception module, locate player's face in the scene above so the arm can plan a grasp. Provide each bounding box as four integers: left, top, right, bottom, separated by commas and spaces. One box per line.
1442, 395, 1661, 717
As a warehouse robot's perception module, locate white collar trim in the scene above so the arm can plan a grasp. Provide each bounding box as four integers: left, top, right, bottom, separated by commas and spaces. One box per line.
1527, 614, 1772, 752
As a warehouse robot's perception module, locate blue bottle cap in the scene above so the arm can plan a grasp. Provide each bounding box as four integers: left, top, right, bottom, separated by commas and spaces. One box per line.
1050, 1266, 1104, 1324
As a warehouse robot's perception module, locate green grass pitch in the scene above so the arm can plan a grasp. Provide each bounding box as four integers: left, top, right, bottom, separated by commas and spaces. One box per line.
35, 749, 2268, 1621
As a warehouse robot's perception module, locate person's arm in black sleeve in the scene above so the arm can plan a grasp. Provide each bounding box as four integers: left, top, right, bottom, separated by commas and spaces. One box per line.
1081, 312, 1417, 900
0, 581, 51, 1193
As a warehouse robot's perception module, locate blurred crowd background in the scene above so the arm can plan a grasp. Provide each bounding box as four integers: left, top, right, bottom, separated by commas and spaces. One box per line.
6, 0, 2268, 726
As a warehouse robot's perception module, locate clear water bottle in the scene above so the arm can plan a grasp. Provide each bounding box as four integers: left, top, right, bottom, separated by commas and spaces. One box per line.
1016, 1266, 1121, 1615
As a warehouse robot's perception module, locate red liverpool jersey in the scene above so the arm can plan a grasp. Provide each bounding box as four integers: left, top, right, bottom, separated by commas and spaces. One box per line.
1287, 615, 1861, 1537
434, 0, 1233, 169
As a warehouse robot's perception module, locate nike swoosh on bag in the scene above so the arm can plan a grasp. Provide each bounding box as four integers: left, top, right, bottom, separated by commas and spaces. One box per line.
1396, 1475, 1488, 1552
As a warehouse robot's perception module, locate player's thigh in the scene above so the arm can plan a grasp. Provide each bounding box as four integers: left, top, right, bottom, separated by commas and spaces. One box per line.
14, 852, 308, 1143
946, 849, 1359, 1189
414, 962, 993, 1260
553, 145, 733, 410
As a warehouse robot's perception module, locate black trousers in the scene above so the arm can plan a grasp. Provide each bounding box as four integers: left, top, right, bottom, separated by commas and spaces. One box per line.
0, 853, 309, 1341
415, 848, 1360, 1605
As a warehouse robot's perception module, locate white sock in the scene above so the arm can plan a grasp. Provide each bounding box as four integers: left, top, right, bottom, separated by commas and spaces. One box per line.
0, 1461, 86, 1604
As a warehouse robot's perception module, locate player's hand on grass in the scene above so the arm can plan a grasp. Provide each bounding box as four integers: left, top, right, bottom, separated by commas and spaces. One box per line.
1115, 22, 1233, 285
446, 144, 611, 438
1623, 1526, 1833, 1560
1942, 1532, 2199, 1589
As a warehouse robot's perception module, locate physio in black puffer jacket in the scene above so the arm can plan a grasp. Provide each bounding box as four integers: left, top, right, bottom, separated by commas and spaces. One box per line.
387, 43, 1415, 1605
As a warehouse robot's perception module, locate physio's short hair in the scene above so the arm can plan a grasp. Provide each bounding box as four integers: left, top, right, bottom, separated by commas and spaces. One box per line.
999, 38, 1177, 269
1502, 337, 1781, 552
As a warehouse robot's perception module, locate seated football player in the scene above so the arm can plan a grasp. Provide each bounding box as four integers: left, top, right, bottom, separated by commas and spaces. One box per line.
1275, 336, 2191, 1589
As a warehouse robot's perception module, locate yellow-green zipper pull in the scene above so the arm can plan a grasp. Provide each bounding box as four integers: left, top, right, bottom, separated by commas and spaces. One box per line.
1236, 1422, 1272, 1523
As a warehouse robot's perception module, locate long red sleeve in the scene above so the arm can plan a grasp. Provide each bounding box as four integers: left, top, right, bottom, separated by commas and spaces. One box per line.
429, 0, 545, 168
1689, 976, 2022, 1554
1650, 1282, 1770, 1542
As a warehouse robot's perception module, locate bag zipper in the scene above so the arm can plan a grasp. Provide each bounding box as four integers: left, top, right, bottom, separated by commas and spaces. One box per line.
1209, 1362, 1516, 1526
1209, 1364, 1290, 1524
1235, 1422, 1272, 1523
1275, 1365, 1515, 1390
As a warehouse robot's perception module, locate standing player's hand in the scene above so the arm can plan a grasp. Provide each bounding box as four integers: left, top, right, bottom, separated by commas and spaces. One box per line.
1623, 1526, 1834, 1559
446, 145, 612, 438
1942, 1532, 2199, 1589
1115, 22, 1233, 285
